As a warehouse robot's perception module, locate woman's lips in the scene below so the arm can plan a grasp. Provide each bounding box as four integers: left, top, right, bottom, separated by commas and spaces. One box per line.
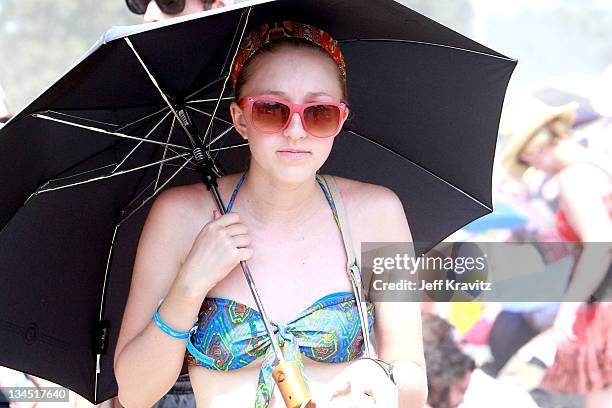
277, 150, 311, 159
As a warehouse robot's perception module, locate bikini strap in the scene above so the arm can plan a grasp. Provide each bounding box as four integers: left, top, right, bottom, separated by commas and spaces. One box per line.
226, 171, 247, 213
319, 174, 374, 358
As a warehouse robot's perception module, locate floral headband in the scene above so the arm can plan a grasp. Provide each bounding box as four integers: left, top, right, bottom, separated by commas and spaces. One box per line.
230, 20, 346, 88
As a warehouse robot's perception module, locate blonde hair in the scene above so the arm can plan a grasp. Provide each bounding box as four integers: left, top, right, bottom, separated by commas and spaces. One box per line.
519, 118, 572, 157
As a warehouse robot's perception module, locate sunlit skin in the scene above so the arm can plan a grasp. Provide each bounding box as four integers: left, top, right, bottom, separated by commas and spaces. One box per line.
142, 0, 233, 23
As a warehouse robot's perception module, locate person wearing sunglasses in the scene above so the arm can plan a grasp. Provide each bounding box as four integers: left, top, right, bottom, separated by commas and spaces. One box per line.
126, 0, 233, 23
114, 21, 427, 408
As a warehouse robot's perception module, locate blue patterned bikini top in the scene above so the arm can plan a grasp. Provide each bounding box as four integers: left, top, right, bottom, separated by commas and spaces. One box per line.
184, 172, 375, 408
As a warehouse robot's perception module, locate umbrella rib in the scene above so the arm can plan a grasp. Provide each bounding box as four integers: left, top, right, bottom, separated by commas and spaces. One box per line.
31, 113, 190, 151
124, 37, 200, 147
118, 155, 194, 226
184, 9, 250, 101
338, 38, 517, 62
121, 155, 198, 224
115, 106, 170, 133
155, 116, 177, 191
189, 97, 234, 104
218, 9, 247, 78
163, 161, 197, 170
185, 105, 233, 126
208, 125, 239, 163
99, 223, 119, 322
205, 125, 237, 148
94, 222, 119, 401
45, 110, 120, 128
25, 152, 191, 201
345, 128, 492, 211
202, 6, 252, 156
209, 141, 249, 152
43, 163, 118, 183
185, 76, 226, 101
122, 179, 159, 214
112, 111, 172, 174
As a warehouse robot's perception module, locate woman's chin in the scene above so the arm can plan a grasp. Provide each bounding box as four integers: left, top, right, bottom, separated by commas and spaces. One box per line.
271, 165, 318, 185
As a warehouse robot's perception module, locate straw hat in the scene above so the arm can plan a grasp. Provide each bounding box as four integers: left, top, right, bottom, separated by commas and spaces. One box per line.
499, 96, 578, 179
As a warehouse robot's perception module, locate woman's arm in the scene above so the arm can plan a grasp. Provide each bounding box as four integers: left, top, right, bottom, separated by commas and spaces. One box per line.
113, 189, 209, 408
371, 188, 428, 408
320, 182, 427, 407
557, 163, 612, 303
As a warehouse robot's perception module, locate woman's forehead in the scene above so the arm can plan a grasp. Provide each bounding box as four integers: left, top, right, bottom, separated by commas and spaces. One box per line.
244, 48, 343, 98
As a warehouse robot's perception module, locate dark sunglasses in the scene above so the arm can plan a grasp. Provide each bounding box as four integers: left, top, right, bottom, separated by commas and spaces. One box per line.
125, 0, 186, 15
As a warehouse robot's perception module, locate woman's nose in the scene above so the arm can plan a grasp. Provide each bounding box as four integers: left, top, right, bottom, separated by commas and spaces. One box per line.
283, 112, 308, 140
143, 1, 164, 23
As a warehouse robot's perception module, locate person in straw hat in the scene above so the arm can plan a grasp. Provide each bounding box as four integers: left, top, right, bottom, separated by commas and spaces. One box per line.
499, 96, 612, 407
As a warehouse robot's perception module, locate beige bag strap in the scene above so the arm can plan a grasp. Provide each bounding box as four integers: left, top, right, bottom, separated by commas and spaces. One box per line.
320, 174, 373, 358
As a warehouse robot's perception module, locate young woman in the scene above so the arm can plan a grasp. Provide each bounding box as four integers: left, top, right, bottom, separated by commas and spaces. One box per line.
501, 100, 612, 408
114, 21, 427, 408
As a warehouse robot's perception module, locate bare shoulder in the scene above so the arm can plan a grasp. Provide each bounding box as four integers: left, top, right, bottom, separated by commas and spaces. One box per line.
330, 175, 405, 215
330, 175, 412, 242
153, 173, 241, 218
146, 174, 242, 258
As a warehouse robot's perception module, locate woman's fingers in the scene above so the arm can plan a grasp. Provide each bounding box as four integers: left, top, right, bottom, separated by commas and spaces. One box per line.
236, 246, 253, 261
332, 381, 351, 399
231, 234, 251, 248
225, 222, 249, 237
211, 210, 241, 226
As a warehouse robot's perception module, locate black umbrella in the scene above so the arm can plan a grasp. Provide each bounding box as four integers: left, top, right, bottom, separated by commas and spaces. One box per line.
0, 0, 516, 404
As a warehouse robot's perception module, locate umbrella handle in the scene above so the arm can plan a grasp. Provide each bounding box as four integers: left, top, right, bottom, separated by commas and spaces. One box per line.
273, 360, 316, 408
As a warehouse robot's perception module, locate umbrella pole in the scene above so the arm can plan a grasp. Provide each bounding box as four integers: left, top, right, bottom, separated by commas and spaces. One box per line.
195, 149, 315, 408
195, 150, 285, 363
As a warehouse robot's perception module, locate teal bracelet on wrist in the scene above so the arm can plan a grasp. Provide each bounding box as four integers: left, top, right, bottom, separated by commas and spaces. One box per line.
152, 306, 197, 339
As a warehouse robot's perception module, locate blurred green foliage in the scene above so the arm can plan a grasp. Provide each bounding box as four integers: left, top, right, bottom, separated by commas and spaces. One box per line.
0, 0, 138, 111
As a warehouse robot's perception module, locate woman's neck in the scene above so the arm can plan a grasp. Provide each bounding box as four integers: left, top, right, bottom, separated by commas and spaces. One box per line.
233, 164, 322, 227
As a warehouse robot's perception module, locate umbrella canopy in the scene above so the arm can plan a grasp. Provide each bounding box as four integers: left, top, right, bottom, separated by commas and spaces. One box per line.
0, 0, 516, 403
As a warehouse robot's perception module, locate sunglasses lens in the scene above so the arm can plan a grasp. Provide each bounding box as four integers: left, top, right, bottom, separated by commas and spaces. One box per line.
157, 0, 185, 14
126, 0, 148, 14
304, 105, 341, 138
252, 100, 291, 132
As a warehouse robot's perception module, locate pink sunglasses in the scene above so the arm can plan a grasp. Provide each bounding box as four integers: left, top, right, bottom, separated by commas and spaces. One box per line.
238, 96, 348, 138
